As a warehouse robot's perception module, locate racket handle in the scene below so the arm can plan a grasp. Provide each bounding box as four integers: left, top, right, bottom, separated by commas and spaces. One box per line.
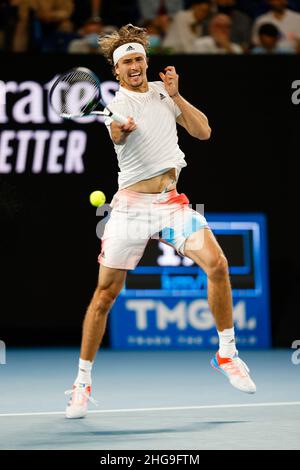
110, 112, 128, 125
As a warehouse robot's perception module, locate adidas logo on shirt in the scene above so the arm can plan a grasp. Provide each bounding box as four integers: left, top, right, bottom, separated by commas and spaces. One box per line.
159, 93, 166, 100
126, 45, 135, 51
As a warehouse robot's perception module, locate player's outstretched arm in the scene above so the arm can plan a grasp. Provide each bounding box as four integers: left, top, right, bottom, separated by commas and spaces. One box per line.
159, 66, 211, 141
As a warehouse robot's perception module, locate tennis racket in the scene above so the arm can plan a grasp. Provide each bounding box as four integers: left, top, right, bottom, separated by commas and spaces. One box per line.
49, 67, 128, 124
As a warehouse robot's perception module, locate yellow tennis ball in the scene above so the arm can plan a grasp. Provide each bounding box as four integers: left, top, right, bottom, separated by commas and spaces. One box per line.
89, 190, 106, 207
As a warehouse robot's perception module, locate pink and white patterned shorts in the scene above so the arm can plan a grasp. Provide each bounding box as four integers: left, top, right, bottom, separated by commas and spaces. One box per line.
98, 188, 208, 270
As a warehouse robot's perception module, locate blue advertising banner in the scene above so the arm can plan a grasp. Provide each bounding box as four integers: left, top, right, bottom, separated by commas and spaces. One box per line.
109, 214, 270, 349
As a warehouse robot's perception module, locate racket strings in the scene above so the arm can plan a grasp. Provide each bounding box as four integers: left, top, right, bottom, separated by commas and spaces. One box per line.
52, 69, 101, 117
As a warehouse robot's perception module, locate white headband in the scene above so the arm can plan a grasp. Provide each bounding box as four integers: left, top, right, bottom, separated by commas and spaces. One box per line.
113, 42, 146, 66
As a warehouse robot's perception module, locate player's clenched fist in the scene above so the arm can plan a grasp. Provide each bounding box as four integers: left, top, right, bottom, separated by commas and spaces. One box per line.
120, 116, 137, 133
159, 66, 179, 98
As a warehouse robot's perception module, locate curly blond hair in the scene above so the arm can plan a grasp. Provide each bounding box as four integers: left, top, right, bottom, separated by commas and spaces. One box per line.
99, 24, 149, 75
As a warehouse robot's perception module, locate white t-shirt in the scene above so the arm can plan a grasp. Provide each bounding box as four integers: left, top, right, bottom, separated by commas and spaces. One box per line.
105, 81, 187, 190
252, 9, 300, 49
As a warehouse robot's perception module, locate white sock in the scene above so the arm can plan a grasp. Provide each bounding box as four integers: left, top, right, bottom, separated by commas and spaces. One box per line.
75, 358, 93, 385
218, 327, 238, 358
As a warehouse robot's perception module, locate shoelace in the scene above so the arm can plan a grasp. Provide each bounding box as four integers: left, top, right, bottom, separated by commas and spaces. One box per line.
65, 386, 98, 406
222, 357, 250, 377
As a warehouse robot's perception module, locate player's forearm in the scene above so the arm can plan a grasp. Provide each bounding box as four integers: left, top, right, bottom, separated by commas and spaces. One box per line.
172, 94, 211, 140
111, 129, 128, 145
111, 126, 132, 145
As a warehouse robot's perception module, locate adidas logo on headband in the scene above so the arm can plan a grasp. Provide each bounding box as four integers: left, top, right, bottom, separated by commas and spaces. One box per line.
126, 45, 135, 51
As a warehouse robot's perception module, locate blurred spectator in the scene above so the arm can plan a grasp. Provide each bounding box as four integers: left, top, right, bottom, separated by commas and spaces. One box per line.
144, 19, 165, 53
138, 0, 183, 20
143, 13, 172, 54
191, 13, 242, 52
163, 0, 212, 52
251, 21, 295, 52
8, 0, 38, 52
152, 10, 171, 37
35, 0, 74, 41
214, 0, 252, 49
100, 0, 140, 28
68, 17, 103, 53
42, 19, 79, 52
5, 0, 75, 52
252, 0, 300, 50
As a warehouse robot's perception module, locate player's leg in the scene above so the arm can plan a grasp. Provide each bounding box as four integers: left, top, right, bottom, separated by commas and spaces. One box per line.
184, 228, 233, 335
80, 264, 127, 363
157, 193, 256, 394
66, 188, 152, 418
183, 228, 256, 394
66, 265, 127, 419
157, 198, 236, 355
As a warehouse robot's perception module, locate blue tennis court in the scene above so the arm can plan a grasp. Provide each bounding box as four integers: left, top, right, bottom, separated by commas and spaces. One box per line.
0, 349, 299, 450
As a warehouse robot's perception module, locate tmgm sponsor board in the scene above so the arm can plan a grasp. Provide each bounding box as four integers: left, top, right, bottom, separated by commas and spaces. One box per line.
109, 214, 271, 349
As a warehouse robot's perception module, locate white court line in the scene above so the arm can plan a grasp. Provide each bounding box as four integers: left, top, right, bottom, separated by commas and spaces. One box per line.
0, 401, 300, 418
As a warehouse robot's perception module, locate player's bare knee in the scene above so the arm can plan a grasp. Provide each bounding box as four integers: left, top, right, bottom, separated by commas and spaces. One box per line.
93, 286, 118, 314
206, 254, 229, 281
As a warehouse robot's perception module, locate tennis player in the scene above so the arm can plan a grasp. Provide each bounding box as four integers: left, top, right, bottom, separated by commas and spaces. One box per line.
66, 24, 256, 419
